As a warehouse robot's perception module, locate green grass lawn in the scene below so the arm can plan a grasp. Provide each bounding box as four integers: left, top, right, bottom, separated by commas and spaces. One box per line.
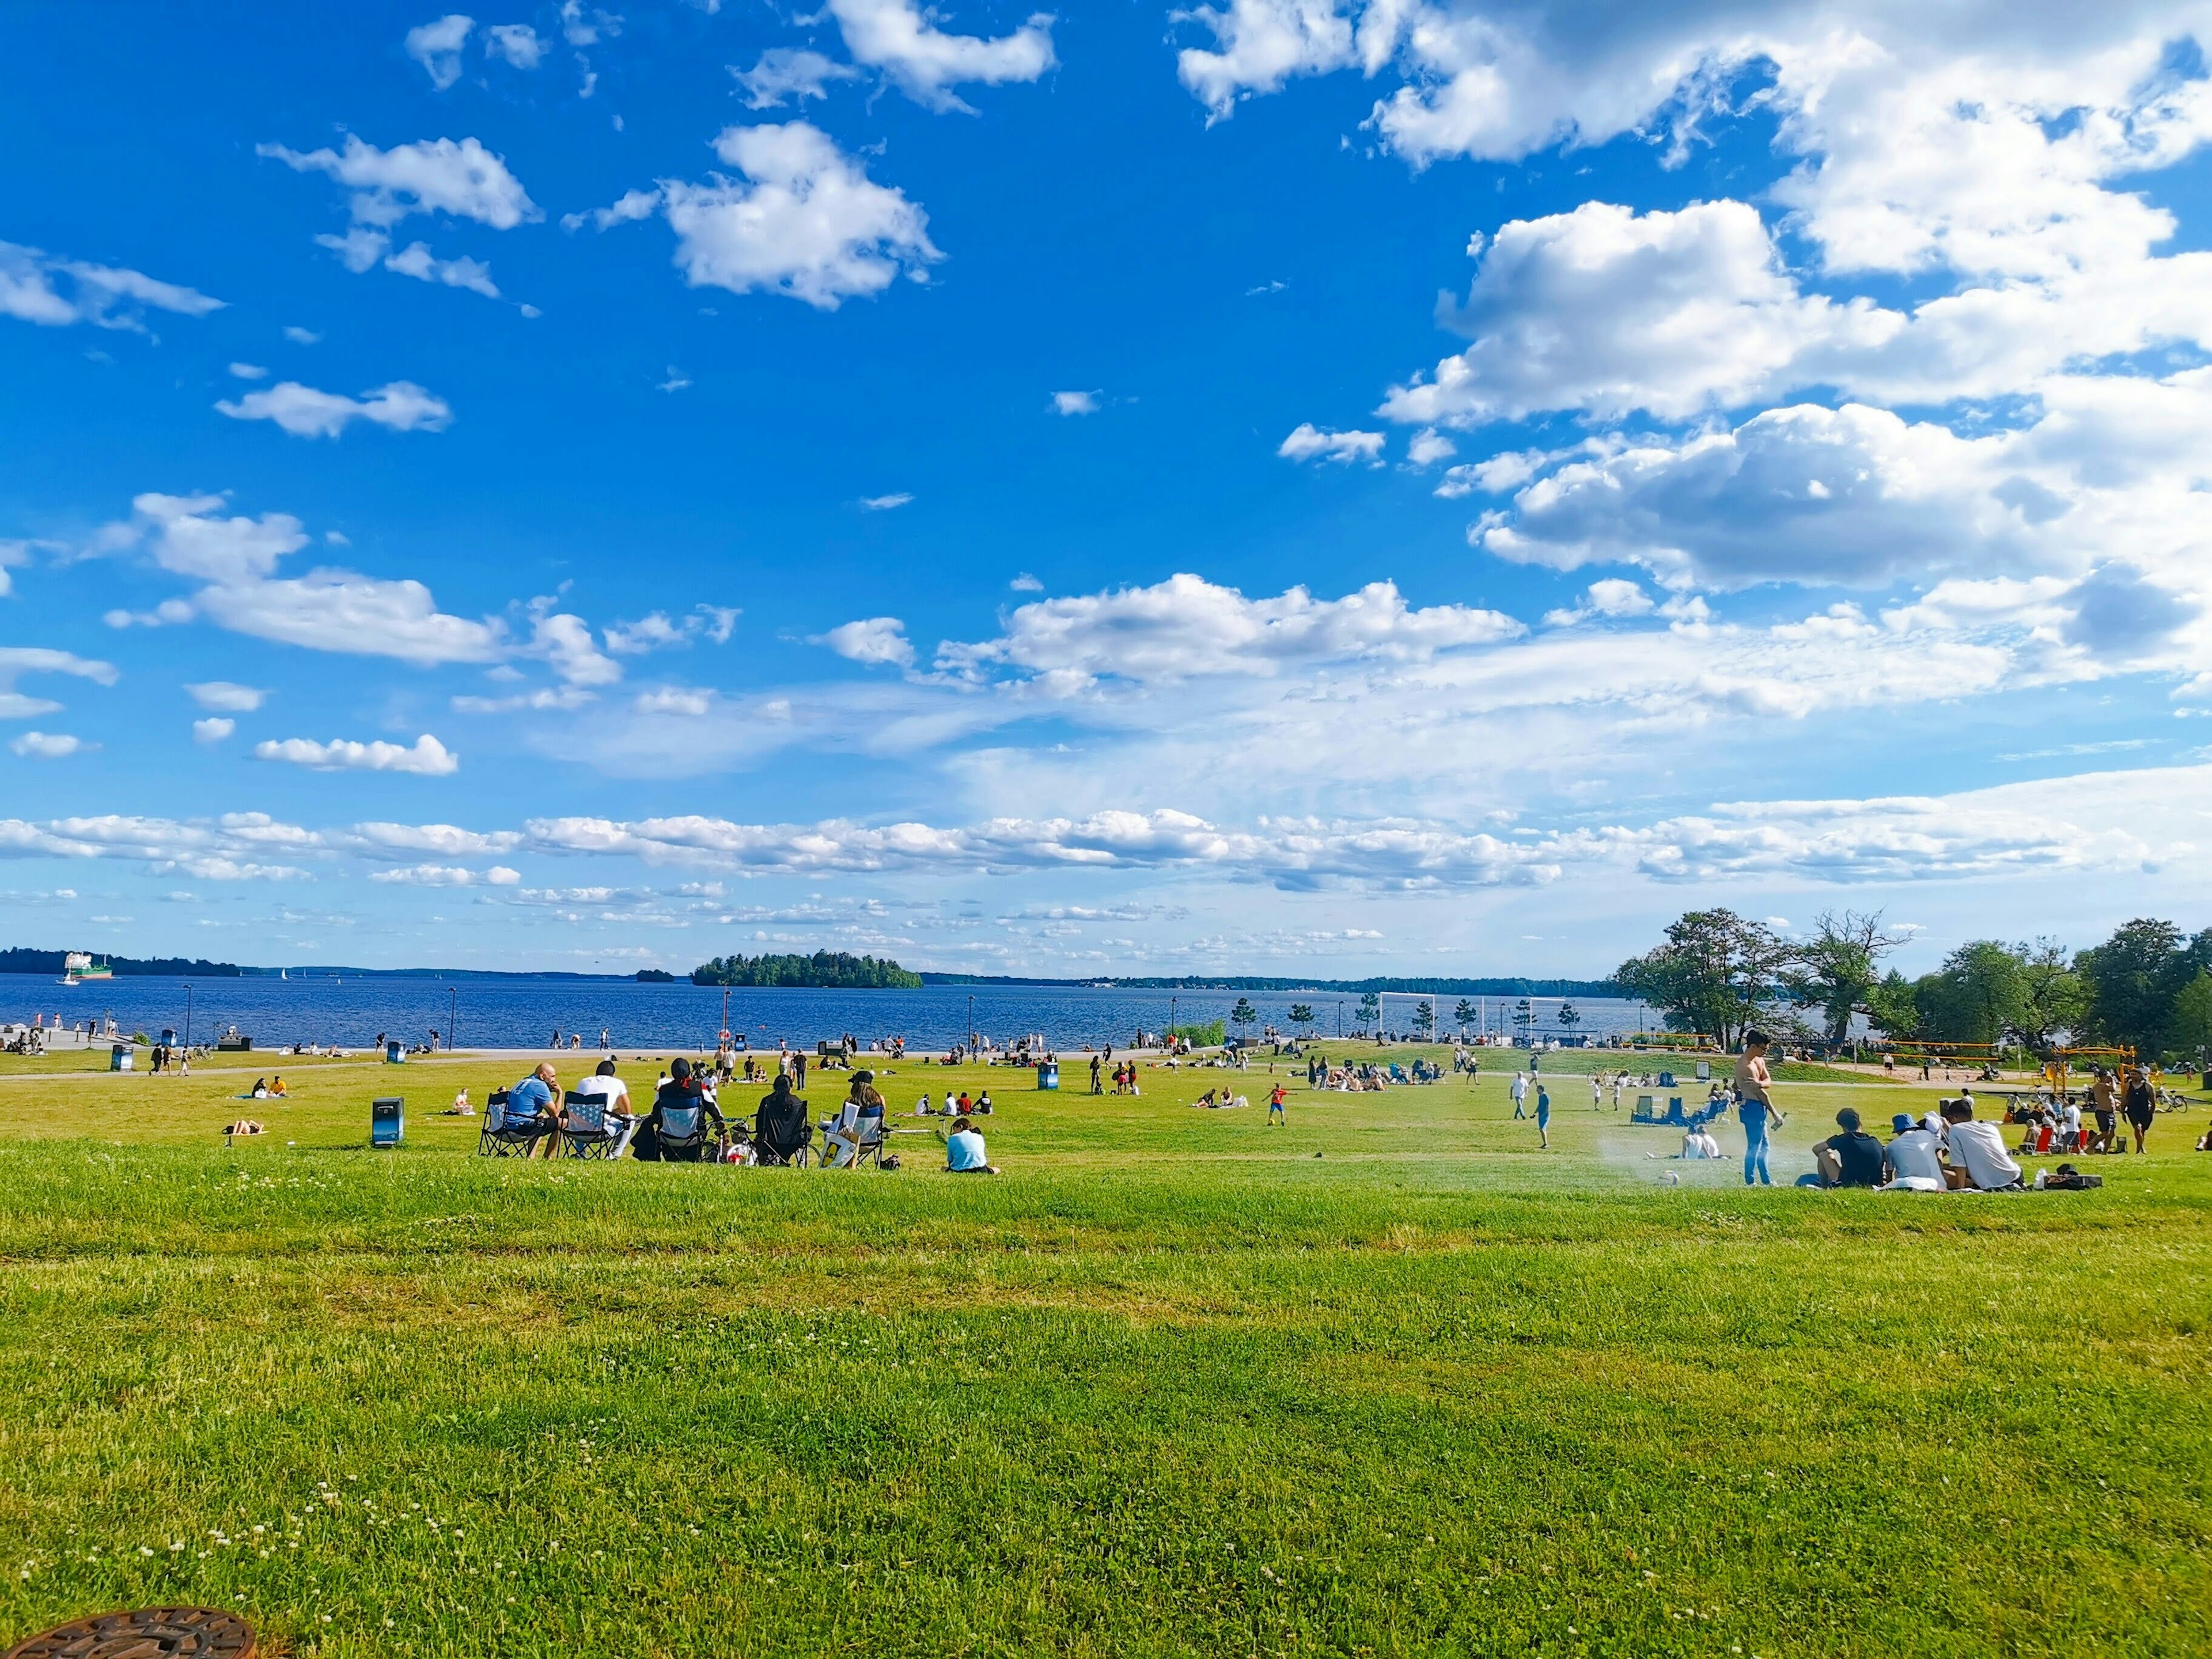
2, 1050, 2207, 1657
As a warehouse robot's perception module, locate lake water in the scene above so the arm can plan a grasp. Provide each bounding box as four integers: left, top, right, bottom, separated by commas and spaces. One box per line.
0, 975, 1658, 1054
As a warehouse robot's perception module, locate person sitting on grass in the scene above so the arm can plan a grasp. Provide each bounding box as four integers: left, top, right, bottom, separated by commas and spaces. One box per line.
1804, 1107, 1884, 1188
268, 1074, 289, 1097
944, 1114, 999, 1175
1880, 1112, 1947, 1191
248, 1077, 271, 1100
1941, 1097, 2023, 1190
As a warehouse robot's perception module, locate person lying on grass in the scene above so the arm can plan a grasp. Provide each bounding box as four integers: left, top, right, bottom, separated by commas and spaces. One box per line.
942, 1115, 999, 1175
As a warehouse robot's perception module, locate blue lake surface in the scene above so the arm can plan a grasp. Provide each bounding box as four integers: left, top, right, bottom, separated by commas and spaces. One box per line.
0, 975, 1656, 1052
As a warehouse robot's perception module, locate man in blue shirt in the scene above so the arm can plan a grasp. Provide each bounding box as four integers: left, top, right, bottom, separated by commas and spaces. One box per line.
945, 1115, 999, 1175
505, 1061, 561, 1158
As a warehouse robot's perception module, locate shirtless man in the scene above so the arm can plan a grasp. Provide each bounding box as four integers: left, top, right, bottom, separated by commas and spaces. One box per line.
1733, 1029, 1782, 1186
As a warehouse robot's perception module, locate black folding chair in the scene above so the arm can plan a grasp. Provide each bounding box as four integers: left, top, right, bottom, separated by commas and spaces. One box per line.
477, 1088, 552, 1157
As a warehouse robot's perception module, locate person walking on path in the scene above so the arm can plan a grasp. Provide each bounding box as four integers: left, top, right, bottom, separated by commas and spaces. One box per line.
1535, 1082, 1552, 1148
1734, 1028, 1783, 1185
1510, 1071, 1529, 1119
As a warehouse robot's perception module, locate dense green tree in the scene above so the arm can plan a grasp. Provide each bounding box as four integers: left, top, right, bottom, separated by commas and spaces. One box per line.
1453, 999, 1476, 1033
1783, 909, 1907, 1043
2013, 938, 2088, 1052
2075, 919, 2212, 1056
1914, 941, 2028, 1046
690, 951, 921, 989
1229, 997, 1259, 1036
1289, 1003, 1316, 1037
1865, 969, 1920, 1039
1615, 909, 1789, 1049
2169, 971, 2212, 1063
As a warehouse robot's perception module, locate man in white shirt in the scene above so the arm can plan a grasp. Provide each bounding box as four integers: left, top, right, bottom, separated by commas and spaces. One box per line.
1941, 1099, 2022, 1190
1881, 1112, 1946, 1190
2061, 1098, 2084, 1152
1510, 1071, 1529, 1119
572, 1058, 638, 1156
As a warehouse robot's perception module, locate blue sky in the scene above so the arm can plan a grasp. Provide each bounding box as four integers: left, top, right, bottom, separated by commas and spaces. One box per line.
5, 1, 2212, 976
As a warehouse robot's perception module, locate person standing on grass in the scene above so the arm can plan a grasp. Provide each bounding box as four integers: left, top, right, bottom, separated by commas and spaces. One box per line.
1734, 1028, 1782, 1186
1535, 1082, 1552, 1148
2123, 1066, 2156, 1153
1591, 1074, 1603, 1111
1268, 1082, 1286, 1124
1511, 1070, 1529, 1119
1090, 1052, 1103, 1094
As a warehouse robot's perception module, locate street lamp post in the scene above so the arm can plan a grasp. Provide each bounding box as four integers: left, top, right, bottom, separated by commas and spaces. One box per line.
448, 985, 457, 1051
1169, 995, 1178, 1052
184, 982, 192, 1050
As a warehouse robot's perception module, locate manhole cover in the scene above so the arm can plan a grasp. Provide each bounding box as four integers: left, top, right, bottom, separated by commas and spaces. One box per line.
3, 1607, 255, 1659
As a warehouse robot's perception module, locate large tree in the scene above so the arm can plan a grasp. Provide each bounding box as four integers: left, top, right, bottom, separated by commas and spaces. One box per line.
2169, 971, 2212, 1063
1914, 941, 2028, 1046
1783, 908, 1907, 1043
2076, 919, 2212, 1056
1865, 969, 1921, 1040
1615, 909, 1789, 1050
2013, 937, 2088, 1052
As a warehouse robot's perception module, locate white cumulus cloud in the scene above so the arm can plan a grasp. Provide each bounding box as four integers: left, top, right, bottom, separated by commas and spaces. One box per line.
818, 616, 915, 668
405, 14, 475, 88
656, 122, 942, 309
827, 0, 1056, 113
0, 240, 222, 332
253, 734, 461, 775
1278, 422, 1384, 464
215, 380, 452, 439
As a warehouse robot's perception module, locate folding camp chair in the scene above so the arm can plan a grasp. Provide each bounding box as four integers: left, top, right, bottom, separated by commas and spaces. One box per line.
560, 1091, 618, 1159
478, 1088, 552, 1157
753, 1100, 814, 1167
654, 1102, 712, 1163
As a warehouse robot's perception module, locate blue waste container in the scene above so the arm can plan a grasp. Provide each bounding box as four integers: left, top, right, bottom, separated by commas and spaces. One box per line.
371, 1096, 404, 1148
109, 1044, 133, 1073
1036, 1061, 1059, 1090
385, 1040, 404, 1064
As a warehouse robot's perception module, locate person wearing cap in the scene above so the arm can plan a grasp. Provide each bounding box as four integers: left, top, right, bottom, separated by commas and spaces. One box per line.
1807, 1106, 1885, 1188
1881, 1110, 1946, 1190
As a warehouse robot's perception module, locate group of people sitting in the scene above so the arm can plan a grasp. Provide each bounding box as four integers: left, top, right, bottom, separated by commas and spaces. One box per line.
1808, 1100, 2027, 1191
915, 1089, 991, 1116
493, 1060, 998, 1173
239, 1075, 287, 1100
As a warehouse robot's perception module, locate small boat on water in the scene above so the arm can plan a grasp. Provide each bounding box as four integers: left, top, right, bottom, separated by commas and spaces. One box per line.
59, 952, 112, 986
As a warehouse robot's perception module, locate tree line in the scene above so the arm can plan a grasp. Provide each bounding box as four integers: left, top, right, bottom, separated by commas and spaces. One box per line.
1616, 909, 2212, 1062
0, 949, 244, 977
690, 950, 922, 990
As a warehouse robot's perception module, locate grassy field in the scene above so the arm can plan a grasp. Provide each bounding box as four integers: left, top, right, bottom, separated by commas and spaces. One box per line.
2, 1048, 2207, 1657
